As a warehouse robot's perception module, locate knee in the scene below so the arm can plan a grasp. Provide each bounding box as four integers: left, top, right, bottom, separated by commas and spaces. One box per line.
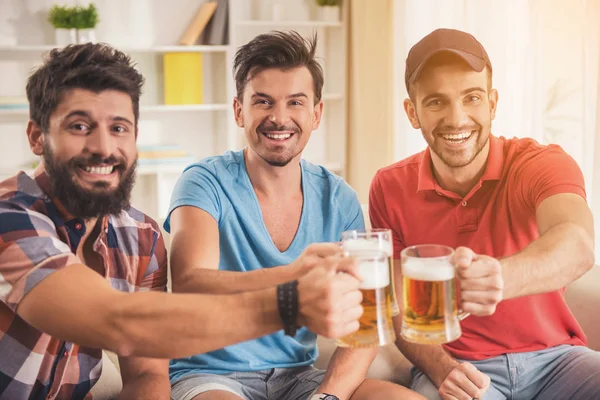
410, 372, 441, 400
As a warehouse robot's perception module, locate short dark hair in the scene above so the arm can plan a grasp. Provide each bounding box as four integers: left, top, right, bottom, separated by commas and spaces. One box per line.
408, 52, 492, 100
26, 43, 144, 132
233, 30, 324, 104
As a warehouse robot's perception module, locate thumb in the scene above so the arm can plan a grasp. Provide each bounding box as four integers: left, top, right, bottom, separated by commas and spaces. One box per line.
453, 246, 476, 268
332, 257, 363, 281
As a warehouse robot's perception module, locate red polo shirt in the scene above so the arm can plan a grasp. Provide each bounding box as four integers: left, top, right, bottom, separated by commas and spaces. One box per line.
369, 135, 587, 360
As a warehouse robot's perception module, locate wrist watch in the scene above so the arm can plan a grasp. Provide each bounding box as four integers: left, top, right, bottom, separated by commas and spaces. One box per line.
310, 394, 340, 400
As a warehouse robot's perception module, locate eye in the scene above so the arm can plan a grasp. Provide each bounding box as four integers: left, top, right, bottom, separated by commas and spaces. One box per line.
254, 99, 271, 106
289, 100, 303, 106
69, 123, 90, 134
112, 125, 129, 134
426, 99, 443, 107
467, 95, 481, 102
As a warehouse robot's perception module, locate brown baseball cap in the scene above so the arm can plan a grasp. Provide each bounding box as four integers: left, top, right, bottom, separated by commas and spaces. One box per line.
405, 28, 492, 90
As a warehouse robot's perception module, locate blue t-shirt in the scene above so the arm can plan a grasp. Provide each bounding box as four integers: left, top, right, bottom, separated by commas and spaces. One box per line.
164, 150, 364, 381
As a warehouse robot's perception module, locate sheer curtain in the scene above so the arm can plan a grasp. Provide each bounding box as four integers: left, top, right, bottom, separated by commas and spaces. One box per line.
393, 0, 600, 257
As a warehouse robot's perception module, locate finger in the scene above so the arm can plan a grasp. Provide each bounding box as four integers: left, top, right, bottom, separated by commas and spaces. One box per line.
340, 304, 364, 326
460, 301, 497, 317
453, 246, 476, 268
459, 275, 503, 291
463, 362, 491, 389
442, 381, 472, 400
305, 243, 344, 258
332, 257, 363, 281
460, 290, 503, 306
457, 259, 501, 280
332, 320, 360, 338
332, 270, 362, 293
340, 286, 363, 308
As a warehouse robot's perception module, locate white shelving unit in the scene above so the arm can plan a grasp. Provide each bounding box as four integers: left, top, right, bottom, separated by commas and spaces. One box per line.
0, 0, 348, 221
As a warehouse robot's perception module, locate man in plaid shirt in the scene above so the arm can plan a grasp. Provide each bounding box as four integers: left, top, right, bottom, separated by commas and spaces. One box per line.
0, 43, 366, 400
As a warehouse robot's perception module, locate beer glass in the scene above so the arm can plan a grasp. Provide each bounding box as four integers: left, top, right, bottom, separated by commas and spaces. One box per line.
340, 229, 400, 316
336, 232, 396, 348
400, 244, 468, 344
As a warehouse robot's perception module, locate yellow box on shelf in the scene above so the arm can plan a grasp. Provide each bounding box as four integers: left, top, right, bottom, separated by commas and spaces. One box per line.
163, 52, 203, 105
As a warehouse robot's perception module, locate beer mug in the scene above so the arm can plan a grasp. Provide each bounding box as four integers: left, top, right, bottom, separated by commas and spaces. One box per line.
336, 231, 396, 348
400, 244, 468, 345
340, 229, 400, 316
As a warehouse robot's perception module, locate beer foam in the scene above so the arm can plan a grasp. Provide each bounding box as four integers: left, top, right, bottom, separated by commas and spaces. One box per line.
344, 238, 393, 257
358, 260, 390, 289
402, 258, 454, 281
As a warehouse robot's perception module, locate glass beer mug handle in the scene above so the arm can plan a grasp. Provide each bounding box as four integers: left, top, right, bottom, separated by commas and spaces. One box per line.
457, 310, 470, 320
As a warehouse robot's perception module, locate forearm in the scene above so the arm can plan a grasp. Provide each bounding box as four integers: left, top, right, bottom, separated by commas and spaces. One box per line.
317, 347, 377, 399
119, 374, 170, 400
107, 289, 282, 358
395, 337, 457, 387
502, 222, 594, 299
173, 265, 298, 294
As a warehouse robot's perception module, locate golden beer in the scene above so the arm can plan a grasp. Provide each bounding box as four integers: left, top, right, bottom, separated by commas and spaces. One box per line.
336, 250, 396, 347
341, 231, 400, 316
400, 245, 464, 344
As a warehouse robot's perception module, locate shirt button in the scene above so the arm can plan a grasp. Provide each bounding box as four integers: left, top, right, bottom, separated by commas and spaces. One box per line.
461, 201, 467, 207
63, 350, 69, 357
75, 223, 83, 230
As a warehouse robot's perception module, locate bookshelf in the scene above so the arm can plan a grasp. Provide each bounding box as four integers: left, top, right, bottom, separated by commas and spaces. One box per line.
0, 0, 348, 221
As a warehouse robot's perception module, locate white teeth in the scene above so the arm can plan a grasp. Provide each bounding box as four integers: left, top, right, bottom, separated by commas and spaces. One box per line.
265, 133, 292, 140
85, 166, 114, 175
442, 132, 472, 140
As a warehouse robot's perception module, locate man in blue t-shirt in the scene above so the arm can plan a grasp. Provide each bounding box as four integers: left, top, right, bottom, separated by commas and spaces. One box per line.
164, 31, 423, 400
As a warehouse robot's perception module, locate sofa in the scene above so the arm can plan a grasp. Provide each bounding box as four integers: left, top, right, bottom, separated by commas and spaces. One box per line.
90, 209, 600, 399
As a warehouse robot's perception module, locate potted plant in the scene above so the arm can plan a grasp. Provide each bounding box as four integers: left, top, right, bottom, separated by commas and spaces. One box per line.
316, 0, 341, 22
74, 3, 99, 44
48, 4, 77, 45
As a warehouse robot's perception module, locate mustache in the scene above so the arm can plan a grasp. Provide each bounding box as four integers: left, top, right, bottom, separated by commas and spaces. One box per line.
433, 124, 480, 135
70, 154, 127, 169
257, 120, 301, 134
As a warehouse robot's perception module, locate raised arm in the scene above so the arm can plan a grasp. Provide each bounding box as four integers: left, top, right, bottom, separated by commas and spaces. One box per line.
16, 255, 363, 359
169, 205, 330, 294
501, 192, 594, 299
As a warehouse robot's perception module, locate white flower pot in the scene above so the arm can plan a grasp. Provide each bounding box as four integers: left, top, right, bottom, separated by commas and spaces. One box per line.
54, 28, 77, 46
77, 29, 97, 44
317, 6, 340, 22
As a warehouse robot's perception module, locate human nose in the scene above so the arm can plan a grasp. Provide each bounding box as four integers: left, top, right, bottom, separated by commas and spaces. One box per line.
84, 126, 116, 159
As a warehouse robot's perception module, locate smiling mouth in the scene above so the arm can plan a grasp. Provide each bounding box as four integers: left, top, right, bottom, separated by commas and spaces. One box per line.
440, 131, 474, 144
262, 131, 295, 141
78, 164, 119, 178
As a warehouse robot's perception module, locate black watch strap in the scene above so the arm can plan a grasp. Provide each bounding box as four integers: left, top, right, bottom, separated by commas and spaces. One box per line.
277, 280, 299, 336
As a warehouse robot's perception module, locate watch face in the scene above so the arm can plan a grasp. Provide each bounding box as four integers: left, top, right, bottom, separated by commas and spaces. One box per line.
322, 396, 339, 400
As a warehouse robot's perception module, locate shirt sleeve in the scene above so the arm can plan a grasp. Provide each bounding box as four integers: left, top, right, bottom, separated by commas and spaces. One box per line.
335, 180, 365, 232
163, 163, 223, 233
0, 202, 81, 312
136, 219, 168, 293
518, 144, 587, 209
369, 172, 406, 259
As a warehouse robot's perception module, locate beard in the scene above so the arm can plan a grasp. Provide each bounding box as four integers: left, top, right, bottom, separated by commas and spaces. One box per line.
42, 143, 137, 218
427, 123, 489, 168
254, 119, 302, 167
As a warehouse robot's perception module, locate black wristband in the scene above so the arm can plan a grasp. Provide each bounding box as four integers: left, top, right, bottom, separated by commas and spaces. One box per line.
277, 280, 298, 336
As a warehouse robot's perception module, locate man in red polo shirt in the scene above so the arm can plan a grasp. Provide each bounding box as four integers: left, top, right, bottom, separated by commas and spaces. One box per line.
370, 28, 598, 400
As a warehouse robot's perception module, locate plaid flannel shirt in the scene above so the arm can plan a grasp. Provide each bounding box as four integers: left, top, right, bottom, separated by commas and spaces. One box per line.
0, 165, 167, 399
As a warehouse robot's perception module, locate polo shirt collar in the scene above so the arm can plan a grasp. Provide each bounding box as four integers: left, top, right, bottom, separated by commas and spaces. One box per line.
417, 134, 504, 193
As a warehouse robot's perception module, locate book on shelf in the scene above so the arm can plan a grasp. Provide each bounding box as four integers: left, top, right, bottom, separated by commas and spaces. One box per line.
178, 1, 218, 46
163, 52, 204, 105
201, 0, 229, 45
